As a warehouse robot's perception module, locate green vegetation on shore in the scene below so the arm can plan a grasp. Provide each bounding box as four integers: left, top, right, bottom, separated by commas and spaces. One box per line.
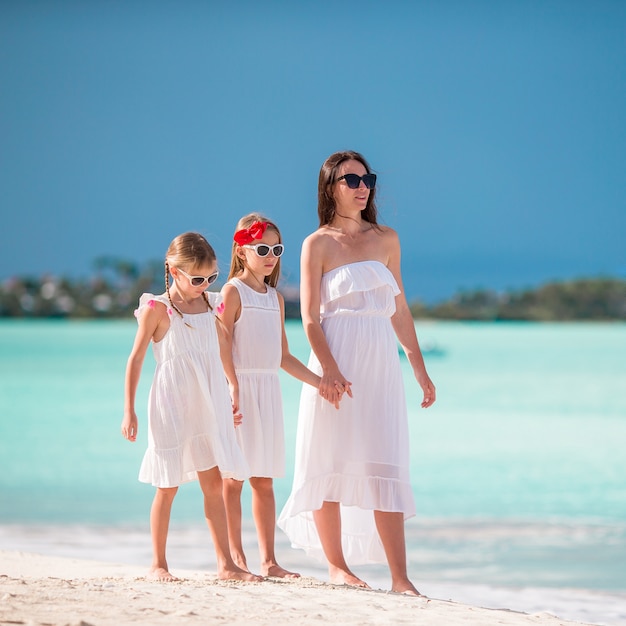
409, 278, 626, 321
1, 258, 624, 321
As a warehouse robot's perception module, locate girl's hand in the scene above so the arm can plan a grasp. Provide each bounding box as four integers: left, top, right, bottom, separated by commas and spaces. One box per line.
228, 382, 242, 427
228, 382, 240, 415
121, 410, 138, 442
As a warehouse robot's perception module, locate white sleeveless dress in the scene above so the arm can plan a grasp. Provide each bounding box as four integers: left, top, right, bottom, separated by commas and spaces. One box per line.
228, 278, 285, 478
135, 292, 249, 488
277, 261, 415, 564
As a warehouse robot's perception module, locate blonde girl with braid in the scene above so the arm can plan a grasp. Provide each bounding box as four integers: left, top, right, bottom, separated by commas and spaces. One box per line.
122, 232, 261, 583
218, 214, 345, 579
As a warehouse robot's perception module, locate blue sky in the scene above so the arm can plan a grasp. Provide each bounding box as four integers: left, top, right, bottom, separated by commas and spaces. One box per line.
1, 0, 624, 302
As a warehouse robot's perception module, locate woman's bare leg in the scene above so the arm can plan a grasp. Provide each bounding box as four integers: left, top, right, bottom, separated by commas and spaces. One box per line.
198, 468, 262, 582
250, 476, 299, 578
149, 486, 179, 581
313, 501, 369, 588
374, 510, 420, 595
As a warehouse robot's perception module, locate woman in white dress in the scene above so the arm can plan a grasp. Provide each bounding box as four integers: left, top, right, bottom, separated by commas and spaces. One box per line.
277, 151, 436, 595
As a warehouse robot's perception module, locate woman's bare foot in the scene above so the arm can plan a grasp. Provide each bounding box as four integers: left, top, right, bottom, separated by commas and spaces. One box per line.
147, 566, 179, 582
391, 578, 422, 596
329, 566, 370, 589
263, 563, 301, 579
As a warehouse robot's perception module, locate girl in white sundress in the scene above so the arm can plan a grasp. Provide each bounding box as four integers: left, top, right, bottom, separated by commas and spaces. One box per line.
121, 231, 261, 583
277, 151, 436, 595
219, 213, 343, 578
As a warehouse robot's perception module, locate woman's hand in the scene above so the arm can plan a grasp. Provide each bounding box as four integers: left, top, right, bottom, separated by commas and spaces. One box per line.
121, 410, 138, 442
319, 368, 353, 409
416, 373, 436, 408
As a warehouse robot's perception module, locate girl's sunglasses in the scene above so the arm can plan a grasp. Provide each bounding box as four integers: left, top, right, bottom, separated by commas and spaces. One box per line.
337, 173, 377, 189
243, 243, 284, 258
177, 268, 219, 287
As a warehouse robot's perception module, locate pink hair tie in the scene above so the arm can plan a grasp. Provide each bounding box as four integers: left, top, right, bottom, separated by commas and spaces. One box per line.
233, 221, 268, 245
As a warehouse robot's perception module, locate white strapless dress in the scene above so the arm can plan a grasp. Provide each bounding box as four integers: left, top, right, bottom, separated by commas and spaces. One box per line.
278, 261, 415, 564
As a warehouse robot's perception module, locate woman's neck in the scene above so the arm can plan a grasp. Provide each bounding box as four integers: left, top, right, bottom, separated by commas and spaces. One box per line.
326, 212, 371, 237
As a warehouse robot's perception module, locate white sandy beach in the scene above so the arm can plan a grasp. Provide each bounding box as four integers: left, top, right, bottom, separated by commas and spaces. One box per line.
0, 550, 600, 626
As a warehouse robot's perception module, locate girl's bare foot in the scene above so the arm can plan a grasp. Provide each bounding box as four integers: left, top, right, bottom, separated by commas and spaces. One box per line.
263, 563, 301, 579
218, 566, 263, 582
148, 567, 179, 582
329, 566, 370, 589
232, 553, 249, 572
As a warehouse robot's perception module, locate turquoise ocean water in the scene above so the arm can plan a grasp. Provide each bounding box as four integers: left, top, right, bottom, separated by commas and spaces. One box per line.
1, 319, 625, 624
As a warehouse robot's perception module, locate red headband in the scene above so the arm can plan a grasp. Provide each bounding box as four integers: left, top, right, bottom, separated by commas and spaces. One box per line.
233, 221, 269, 246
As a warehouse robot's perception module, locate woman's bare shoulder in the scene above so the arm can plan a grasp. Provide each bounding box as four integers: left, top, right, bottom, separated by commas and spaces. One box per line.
304, 226, 329, 241
375, 223, 398, 237
303, 227, 335, 251
369, 224, 400, 250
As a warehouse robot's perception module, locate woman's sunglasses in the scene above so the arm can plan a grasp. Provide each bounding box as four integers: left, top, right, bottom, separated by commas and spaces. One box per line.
177, 268, 220, 287
337, 173, 377, 189
243, 243, 284, 258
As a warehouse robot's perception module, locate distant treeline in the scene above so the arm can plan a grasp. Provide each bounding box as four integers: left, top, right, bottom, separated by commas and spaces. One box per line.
410, 278, 626, 321
1, 257, 624, 321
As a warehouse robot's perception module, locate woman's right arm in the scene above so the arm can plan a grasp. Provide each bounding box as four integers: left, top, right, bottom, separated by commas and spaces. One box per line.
300, 235, 352, 405
122, 302, 166, 441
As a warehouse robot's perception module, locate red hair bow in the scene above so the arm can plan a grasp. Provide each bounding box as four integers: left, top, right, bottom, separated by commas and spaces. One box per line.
233, 221, 269, 245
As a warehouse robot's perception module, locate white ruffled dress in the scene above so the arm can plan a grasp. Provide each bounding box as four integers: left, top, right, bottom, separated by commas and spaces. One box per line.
136, 293, 249, 488
277, 261, 415, 564
227, 278, 285, 478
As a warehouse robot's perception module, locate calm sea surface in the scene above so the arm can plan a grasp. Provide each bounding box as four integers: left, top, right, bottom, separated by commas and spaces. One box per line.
1, 319, 625, 624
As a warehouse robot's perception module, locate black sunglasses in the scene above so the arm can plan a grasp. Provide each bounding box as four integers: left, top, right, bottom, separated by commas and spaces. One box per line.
337, 173, 377, 189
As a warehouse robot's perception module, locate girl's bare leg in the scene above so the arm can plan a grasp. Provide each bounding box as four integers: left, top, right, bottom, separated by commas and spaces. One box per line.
222, 477, 248, 571
373, 510, 420, 595
249, 477, 299, 578
313, 501, 369, 588
197, 468, 262, 582
149, 486, 179, 581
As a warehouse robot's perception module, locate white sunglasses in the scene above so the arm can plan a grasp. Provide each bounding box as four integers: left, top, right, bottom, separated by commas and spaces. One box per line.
177, 267, 219, 287
243, 243, 284, 258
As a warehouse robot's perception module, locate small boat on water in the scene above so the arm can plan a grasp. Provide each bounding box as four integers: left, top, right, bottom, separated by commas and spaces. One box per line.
399, 339, 446, 358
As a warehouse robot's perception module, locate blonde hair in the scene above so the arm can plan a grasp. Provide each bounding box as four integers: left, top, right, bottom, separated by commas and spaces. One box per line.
164, 232, 216, 318
228, 213, 282, 288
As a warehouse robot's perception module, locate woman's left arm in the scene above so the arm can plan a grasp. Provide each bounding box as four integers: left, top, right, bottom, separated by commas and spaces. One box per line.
386, 229, 436, 408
